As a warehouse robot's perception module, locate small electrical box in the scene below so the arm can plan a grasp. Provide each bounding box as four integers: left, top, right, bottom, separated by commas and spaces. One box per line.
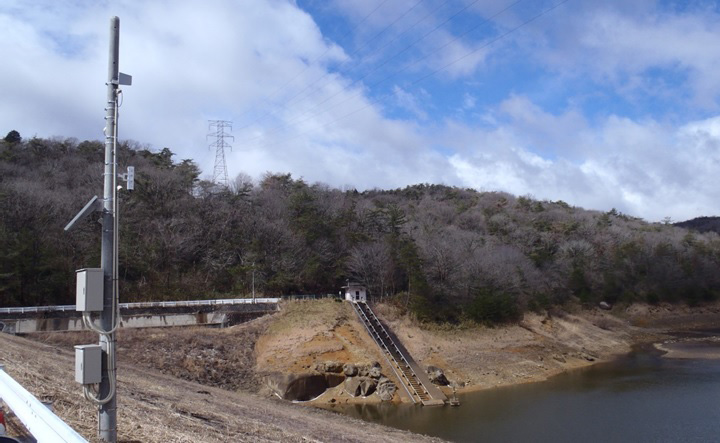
76, 268, 103, 312
126, 166, 135, 191
75, 344, 102, 384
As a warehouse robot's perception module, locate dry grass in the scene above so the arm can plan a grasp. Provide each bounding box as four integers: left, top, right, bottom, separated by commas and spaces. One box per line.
9, 299, 718, 441
32, 314, 274, 393
0, 332, 442, 442
265, 299, 347, 334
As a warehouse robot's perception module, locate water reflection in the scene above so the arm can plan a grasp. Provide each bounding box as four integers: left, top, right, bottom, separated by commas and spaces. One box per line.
331, 342, 720, 442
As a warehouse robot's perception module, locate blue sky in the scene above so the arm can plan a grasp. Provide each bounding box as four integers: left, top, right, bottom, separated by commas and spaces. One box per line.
2, 0, 720, 222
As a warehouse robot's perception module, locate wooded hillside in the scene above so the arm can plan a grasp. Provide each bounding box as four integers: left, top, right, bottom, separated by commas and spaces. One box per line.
2, 132, 719, 323
674, 216, 720, 234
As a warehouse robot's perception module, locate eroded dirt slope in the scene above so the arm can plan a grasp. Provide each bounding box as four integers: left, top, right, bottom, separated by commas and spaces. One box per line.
255, 300, 387, 374
373, 301, 720, 391
20, 298, 720, 430
33, 313, 274, 393
0, 331, 443, 442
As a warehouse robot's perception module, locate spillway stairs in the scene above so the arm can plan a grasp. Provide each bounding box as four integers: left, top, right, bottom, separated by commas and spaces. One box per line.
351, 301, 446, 406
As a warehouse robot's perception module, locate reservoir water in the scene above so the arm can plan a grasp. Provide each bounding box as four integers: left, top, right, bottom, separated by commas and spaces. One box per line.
330, 340, 720, 442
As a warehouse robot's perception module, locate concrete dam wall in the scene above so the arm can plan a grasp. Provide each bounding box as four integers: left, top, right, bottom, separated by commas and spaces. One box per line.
0, 302, 278, 334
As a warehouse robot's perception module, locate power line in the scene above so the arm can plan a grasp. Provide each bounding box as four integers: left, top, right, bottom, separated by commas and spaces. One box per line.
247, 0, 572, 151
235, 0, 393, 131
282, 0, 483, 122
237, 0, 430, 132
275, 0, 431, 112
409, 0, 571, 87
239, 0, 525, 145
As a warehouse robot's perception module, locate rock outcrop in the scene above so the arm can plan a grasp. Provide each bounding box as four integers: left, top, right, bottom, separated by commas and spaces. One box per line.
376, 377, 397, 401
344, 376, 380, 397
357, 361, 381, 377
344, 376, 362, 397
343, 363, 358, 376
316, 361, 344, 373
426, 366, 449, 386
308, 360, 395, 401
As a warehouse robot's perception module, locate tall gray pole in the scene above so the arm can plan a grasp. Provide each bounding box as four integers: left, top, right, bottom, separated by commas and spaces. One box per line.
99, 16, 119, 443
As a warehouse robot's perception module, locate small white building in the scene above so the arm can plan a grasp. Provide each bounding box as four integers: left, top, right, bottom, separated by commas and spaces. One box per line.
343, 283, 367, 303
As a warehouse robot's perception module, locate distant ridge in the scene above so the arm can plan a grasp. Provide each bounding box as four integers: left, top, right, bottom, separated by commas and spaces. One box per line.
674, 216, 720, 234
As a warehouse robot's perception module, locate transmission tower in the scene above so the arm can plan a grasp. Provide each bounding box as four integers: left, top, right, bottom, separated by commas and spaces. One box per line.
207, 120, 234, 188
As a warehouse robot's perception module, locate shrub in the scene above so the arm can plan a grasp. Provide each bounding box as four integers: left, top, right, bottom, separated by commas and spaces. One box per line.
465, 287, 519, 325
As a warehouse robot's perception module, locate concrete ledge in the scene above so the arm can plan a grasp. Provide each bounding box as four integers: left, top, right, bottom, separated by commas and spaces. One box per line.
1, 304, 278, 334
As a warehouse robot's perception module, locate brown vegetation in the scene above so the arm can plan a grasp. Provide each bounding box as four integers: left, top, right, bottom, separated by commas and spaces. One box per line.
3, 136, 720, 327
6, 299, 720, 440
0, 328, 441, 442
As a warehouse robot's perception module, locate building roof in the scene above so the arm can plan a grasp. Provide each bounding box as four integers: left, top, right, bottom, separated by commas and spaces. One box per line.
341, 283, 365, 289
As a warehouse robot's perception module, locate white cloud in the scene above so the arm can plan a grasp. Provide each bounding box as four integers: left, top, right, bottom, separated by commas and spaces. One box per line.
462, 93, 476, 110
392, 85, 428, 119
0, 0, 348, 172
525, 2, 720, 109
2, 0, 720, 223
442, 98, 720, 222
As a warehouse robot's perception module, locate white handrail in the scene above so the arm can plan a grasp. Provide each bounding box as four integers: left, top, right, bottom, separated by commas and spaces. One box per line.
0, 298, 281, 315
0, 365, 88, 442
350, 302, 418, 403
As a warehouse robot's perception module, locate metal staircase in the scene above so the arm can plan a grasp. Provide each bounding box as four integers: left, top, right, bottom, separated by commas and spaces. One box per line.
351, 301, 446, 406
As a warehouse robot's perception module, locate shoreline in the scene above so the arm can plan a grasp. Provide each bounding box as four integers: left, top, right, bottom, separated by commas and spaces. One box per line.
4, 301, 720, 441
361, 302, 720, 400
455, 322, 720, 396
654, 336, 720, 359
320, 324, 720, 404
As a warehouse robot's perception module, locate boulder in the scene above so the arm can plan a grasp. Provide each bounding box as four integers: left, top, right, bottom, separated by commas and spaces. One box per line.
376, 378, 397, 401
343, 363, 358, 377
360, 377, 377, 396
344, 377, 361, 397
345, 376, 378, 397
426, 366, 449, 386
358, 361, 381, 377
323, 361, 344, 373
599, 301, 612, 310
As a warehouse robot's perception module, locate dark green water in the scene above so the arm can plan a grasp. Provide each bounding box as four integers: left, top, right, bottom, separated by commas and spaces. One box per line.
329, 344, 720, 442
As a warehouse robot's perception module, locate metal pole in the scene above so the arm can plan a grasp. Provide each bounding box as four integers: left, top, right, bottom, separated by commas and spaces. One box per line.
99, 16, 119, 443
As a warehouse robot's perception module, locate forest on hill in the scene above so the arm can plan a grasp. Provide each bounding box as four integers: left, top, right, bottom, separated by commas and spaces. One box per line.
2, 132, 720, 324
674, 216, 720, 235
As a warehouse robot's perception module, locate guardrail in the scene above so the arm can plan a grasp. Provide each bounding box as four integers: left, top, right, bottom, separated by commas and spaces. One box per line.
280, 294, 340, 300
0, 298, 281, 315
0, 364, 88, 442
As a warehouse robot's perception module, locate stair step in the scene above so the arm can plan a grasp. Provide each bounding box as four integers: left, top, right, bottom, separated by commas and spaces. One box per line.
354, 301, 444, 406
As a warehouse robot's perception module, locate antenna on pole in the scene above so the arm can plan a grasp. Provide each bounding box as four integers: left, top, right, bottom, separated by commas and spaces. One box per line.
207, 120, 233, 189
64, 16, 132, 443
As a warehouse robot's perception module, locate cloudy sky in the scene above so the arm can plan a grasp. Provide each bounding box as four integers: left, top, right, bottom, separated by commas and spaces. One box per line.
2, 0, 720, 222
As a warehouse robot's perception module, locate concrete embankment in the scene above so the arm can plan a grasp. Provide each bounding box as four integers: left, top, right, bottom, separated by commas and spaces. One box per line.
0, 302, 277, 334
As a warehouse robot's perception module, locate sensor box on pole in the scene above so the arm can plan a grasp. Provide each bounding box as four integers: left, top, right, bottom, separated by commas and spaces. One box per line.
76, 268, 103, 312
75, 344, 102, 384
